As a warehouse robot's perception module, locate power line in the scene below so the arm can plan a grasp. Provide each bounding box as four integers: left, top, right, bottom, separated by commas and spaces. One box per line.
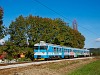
78, 25, 100, 36
33, 0, 100, 36
33, 0, 72, 22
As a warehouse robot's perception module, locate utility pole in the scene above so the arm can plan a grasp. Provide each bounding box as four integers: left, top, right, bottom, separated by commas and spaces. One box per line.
72, 19, 78, 31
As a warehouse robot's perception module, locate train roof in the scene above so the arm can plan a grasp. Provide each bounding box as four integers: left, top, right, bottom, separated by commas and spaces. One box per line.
34, 41, 89, 51
34, 41, 61, 47
34, 41, 48, 46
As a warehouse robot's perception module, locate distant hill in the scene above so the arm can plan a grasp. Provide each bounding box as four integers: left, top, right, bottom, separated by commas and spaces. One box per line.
88, 48, 100, 56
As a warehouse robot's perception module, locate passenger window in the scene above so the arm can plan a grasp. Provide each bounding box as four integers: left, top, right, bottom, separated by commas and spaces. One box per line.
54, 47, 56, 51
59, 49, 61, 52
64, 49, 66, 52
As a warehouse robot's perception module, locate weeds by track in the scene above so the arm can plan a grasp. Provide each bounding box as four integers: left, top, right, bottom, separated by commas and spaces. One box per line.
68, 59, 100, 75
0, 57, 96, 75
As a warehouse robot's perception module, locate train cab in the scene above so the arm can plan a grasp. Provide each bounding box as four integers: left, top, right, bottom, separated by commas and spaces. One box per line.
34, 41, 48, 60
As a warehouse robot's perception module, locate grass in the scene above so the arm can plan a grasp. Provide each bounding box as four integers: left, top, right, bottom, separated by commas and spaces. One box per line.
0, 58, 96, 75
68, 60, 100, 75
47, 60, 79, 69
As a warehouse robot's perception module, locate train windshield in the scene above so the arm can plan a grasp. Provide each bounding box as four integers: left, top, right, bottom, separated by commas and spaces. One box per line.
34, 46, 48, 50
34, 46, 39, 50
40, 46, 48, 50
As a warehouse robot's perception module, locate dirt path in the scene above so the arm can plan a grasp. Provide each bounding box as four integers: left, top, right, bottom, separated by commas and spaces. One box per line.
0, 57, 96, 75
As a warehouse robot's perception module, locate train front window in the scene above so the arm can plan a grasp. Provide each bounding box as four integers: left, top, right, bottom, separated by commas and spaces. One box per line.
40, 46, 48, 50
34, 46, 39, 50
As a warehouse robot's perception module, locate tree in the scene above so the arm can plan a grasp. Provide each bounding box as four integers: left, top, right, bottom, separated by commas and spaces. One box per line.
9, 15, 27, 46
53, 38, 60, 45
0, 7, 3, 26
0, 7, 5, 39
9, 15, 85, 49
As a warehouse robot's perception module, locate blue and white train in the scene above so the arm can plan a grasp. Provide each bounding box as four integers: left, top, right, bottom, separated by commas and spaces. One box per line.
34, 41, 90, 60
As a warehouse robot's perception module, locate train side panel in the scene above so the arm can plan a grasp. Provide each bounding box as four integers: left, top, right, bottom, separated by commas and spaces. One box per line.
34, 41, 90, 60
48, 45, 63, 59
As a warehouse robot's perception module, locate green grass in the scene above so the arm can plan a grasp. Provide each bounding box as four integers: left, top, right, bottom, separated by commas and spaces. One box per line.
68, 60, 100, 75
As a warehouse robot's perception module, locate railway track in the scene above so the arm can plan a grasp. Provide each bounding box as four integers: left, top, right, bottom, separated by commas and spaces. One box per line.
0, 57, 93, 70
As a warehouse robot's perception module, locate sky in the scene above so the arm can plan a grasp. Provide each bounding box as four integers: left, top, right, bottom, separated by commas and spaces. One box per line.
0, 0, 100, 48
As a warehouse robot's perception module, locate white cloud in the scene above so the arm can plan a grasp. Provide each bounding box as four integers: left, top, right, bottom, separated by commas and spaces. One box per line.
95, 38, 100, 42
0, 39, 5, 45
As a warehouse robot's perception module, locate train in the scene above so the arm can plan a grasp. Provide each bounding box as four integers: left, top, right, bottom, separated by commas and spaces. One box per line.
34, 41, 90, 60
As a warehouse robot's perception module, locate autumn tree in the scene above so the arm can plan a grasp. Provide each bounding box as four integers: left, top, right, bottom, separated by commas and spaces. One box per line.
8, 15, 85, 48
9, 15, 27, 46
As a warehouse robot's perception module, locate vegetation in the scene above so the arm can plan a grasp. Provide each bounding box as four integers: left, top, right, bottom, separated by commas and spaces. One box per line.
89, 48, 100, 56
0, 7, 85, 60
0, 58, 95, 75
8, 15, 85, 48
0, 7, 5, 39
68, 60, 100, 75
